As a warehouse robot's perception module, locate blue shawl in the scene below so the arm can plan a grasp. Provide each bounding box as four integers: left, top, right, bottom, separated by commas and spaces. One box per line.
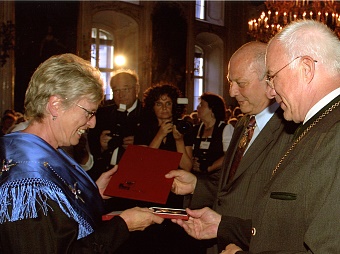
0, 132, 104, 239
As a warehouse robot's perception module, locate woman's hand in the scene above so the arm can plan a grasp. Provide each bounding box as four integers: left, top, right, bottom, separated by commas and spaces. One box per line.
96, 166, 118, 199
192, 157, 201, 172
172, 125, 183, 140
119, 207, 164, 231
158, 121, 173, 138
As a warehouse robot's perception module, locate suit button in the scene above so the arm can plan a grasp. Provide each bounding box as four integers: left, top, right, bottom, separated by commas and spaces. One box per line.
217, 199, 222, 206
252, 227, 256, 236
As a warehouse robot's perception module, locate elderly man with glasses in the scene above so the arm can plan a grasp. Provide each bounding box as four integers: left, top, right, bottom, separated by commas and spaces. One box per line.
245, 19, 340, 254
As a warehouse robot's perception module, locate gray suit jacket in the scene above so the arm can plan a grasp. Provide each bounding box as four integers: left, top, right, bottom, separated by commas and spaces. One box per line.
247, 96, 340, 253
187, 107, 298, 252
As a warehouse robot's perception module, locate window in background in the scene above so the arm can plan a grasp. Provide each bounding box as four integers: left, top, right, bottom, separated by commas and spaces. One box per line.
91, 28, 114, 100
196, 1, 224, 26
193, 46, 204, 110
120, 0, 139, 4
195, 0, 205, 20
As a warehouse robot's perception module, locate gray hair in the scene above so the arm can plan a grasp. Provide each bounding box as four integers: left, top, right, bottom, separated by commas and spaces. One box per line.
249, 42, 267, 81
273, 20, 340, 75
228, 41, 267, 82
110, 69, 139, 88
24, 53, 104, 122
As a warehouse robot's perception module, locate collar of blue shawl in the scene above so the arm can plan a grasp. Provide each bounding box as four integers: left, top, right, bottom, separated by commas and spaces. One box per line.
0, 132, 104, 239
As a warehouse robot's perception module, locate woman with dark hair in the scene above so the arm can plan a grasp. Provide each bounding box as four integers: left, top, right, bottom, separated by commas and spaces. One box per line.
135, 83, 192, 173
191, 92, 234, 184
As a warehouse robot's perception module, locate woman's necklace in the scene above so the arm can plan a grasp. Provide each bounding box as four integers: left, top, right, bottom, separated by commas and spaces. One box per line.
270, 100, 340, 180
203, 122, 214, 140
204, 118, 216, 131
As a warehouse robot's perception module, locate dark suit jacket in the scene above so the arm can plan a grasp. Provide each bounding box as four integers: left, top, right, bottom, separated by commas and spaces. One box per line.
247, 95, 340, 253
87, 100, 143, 180
188, 106, 298, 253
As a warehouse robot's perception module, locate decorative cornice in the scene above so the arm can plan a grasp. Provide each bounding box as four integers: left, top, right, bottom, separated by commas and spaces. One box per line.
89, 1, 142, 23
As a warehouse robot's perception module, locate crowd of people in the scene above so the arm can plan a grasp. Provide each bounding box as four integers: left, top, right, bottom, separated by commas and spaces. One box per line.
0, 109, 26, 137
0, 19, 339, 254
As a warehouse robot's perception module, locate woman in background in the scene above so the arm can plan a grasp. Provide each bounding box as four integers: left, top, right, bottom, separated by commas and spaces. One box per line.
135, 83, 193, 173
191, 92, 234, 194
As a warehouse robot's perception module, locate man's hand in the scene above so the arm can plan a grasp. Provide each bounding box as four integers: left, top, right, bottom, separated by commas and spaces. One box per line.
100, 130, 112, 151
96, 166, 118, 199
122, 135, 134, 149
120, 207, 164, 231
171, 207, 221, 240
220, 243, 243, 254
165, 169, 197, 195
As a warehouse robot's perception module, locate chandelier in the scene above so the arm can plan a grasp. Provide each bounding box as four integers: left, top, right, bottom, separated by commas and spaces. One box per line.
0, 21, 15, 67
248, 0, 340, 42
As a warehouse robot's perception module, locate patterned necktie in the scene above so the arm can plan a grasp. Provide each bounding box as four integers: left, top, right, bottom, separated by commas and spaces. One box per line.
227, 115, 256, 183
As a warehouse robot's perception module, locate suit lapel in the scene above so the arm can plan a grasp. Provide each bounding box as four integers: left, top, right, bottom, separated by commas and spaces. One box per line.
219, 117, 247, 189
223, 109, 283, 187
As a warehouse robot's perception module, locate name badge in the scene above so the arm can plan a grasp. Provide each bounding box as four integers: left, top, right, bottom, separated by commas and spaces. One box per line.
200, 141, 210, 149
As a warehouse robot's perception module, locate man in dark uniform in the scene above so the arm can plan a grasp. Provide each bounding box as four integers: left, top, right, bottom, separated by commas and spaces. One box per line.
87, 69, 143, 200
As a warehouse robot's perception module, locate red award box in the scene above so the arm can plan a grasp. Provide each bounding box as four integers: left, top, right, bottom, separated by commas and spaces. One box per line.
103, 145, 182, 204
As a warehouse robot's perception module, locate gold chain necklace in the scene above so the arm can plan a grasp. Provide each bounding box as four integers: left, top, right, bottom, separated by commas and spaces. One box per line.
271, 100, 340, 179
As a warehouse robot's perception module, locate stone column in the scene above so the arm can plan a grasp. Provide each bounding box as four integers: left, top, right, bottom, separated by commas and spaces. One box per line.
0, 0, 15, 115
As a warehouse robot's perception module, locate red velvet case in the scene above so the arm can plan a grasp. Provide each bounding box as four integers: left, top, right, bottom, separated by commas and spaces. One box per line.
103, 145, 182, 204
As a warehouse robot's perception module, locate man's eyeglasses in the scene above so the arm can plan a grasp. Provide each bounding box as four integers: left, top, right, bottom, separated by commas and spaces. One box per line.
75, 103, 96, 120
266, 56, 317, 89
112, 87, 134, 95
